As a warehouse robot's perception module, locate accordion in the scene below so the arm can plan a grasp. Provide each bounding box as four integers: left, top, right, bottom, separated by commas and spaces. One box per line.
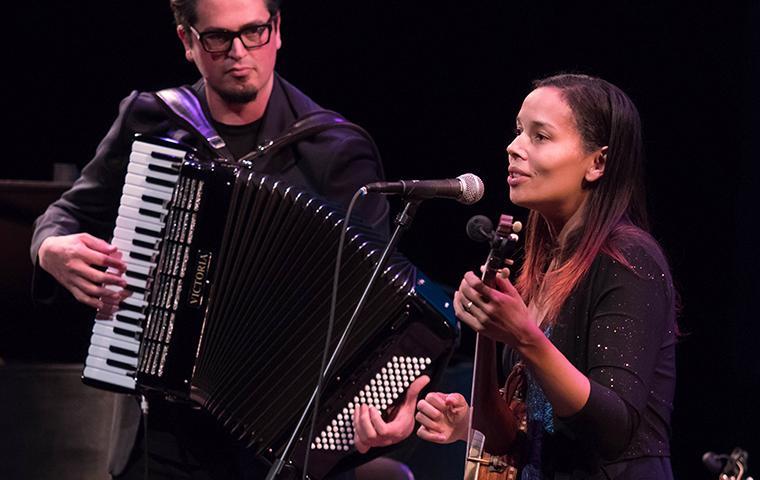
82, 136, 459, 478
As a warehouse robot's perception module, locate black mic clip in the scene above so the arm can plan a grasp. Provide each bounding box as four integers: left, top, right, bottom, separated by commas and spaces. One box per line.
466, 215, 523, 244
703, 447, 750, 480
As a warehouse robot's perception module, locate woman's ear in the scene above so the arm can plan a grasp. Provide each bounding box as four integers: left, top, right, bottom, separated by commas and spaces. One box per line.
585, 146, 607, 183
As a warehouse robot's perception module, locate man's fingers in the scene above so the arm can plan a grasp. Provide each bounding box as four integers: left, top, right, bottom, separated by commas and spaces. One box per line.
71, 275, 124, 300
69, 285, 103, 310
403, 375, 431, 406
423, 392, 448, 411
417, 425, 448, 444
77, 248, 127, 273
354, 436, 369, 454
368, 406, 391, 437
79, 234, 118, 255
415, 409, 443, 433
417, 399, 443, 422
354, 405, 377, 443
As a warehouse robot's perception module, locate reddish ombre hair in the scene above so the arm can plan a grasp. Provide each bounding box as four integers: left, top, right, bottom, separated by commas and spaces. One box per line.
514, 74, 661, 323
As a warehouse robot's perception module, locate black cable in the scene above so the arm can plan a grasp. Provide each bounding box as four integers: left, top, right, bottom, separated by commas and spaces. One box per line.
300, 188, 364, 479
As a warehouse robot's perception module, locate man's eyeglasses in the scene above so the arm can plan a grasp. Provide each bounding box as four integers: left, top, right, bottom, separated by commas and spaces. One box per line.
189, 16, 275, 53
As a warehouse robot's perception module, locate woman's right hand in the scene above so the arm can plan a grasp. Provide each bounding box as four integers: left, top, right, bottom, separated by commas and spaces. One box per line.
415, 392, 470, 444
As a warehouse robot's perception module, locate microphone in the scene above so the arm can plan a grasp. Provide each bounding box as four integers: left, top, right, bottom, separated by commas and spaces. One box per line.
703, 451, 728, 474
703, 448, 750, 477
361, 173, 484, 205
466, 215, 494, 242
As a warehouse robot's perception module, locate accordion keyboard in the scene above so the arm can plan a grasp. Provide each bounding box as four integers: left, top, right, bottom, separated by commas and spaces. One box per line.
82, 138, 187, 392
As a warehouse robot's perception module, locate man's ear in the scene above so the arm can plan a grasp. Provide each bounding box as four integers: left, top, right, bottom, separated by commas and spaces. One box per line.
585, 145, 607, 183
273, 13, 282, 50
177, 25, 194, 63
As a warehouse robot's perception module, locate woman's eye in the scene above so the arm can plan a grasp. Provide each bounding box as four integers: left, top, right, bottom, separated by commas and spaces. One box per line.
534, 132, 548, 142
513, 127, 523, 136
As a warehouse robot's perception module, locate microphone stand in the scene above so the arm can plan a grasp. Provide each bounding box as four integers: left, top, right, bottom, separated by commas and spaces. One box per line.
265, 198, 422, 480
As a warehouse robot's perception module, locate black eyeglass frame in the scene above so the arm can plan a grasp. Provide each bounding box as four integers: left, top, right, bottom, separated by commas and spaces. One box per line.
189, 15, 276, 53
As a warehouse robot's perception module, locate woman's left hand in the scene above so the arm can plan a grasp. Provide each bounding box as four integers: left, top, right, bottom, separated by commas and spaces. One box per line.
453, 271, 538, 347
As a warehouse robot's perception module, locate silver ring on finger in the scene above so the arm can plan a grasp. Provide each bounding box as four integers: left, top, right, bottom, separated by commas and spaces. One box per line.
463, 300, 473, 313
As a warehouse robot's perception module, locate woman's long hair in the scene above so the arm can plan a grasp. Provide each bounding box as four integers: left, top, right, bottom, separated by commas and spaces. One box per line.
514, 74, 657, 323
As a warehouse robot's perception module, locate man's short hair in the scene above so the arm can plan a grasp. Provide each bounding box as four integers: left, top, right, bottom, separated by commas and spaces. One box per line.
170, 0, 281, 32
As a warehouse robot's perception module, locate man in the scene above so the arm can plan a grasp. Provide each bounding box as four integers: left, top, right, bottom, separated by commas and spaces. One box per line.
30, 0, 389, 477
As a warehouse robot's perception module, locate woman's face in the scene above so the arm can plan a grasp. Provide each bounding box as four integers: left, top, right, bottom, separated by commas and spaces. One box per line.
506, 87, 604, 227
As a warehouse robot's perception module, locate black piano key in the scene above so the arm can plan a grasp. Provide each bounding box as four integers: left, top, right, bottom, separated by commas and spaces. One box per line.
148, 163, 181, 176
106, 358, 137, 372
136, 226, 162, 238
141, 193, 165, 205
129, 251, 153, 263
138, 207, 162, 219
109, 345, 138, 358
126, 270, 149, 281
115, 314, 141, 326
150, 151, 183, 164
147, 176, 177, 189
119, 300, 143, 313
113, 326, 141, 340
126, 285, 147, 295
133, 238, 157, 249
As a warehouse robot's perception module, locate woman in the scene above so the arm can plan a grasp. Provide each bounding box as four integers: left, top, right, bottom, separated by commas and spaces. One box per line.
353, 74, 677, 479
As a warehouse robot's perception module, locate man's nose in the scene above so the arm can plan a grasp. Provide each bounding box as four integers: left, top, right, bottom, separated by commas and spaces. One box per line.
227, 36, 247, 59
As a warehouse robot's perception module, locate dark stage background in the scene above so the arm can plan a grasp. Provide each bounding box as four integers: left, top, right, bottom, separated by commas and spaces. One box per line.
2, 1, 757, 479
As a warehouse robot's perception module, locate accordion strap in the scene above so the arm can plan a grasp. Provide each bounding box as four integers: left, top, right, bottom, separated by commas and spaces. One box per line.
154, 86, 381, 167
153, 86, 234, 161
237, 109, 379, 166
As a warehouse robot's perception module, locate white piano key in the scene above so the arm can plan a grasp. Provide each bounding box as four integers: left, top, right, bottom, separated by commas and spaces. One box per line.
83, 366, 136, 390
128, 162, 180, 184
101, 285, 147, 304
123, 183, 173, 203
86, 354, 137, 373
121, 295, 149, 311
93, 324, 141, 347
114, 226, 161, 249
132, 139, 191, 160
125, 172, 176, 195
111, 237, 159, 263
118, 194, 168, 217
128, 151, 182, 172
115, 216, 163, 237
117, 205, 165, 227
88, 345, 138, 366
94, 317, 142, 334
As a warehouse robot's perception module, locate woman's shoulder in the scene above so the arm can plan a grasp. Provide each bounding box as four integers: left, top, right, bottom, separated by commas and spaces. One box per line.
597, 226, 673, 285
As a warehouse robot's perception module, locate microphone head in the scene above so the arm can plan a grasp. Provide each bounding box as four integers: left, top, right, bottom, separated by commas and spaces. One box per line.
466, 215, 493, 242
702, 451, 727, 474
457, 173, 485, 205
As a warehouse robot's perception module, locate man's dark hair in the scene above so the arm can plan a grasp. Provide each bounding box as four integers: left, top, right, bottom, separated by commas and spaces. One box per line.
169, 0, 281, 31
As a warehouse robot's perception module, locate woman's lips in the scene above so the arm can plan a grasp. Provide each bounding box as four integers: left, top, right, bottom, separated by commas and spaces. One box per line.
507, 167, 529, 187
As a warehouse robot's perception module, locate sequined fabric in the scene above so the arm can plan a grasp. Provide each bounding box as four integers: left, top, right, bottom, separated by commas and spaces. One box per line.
520, 326, 554, 480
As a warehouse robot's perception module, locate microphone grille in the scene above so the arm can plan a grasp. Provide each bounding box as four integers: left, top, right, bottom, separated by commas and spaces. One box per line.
457, 173, 485, 205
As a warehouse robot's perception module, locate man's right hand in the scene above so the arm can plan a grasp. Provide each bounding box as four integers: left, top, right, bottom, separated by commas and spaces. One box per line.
38, 233, 129, 311
415, 391, 470, 444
